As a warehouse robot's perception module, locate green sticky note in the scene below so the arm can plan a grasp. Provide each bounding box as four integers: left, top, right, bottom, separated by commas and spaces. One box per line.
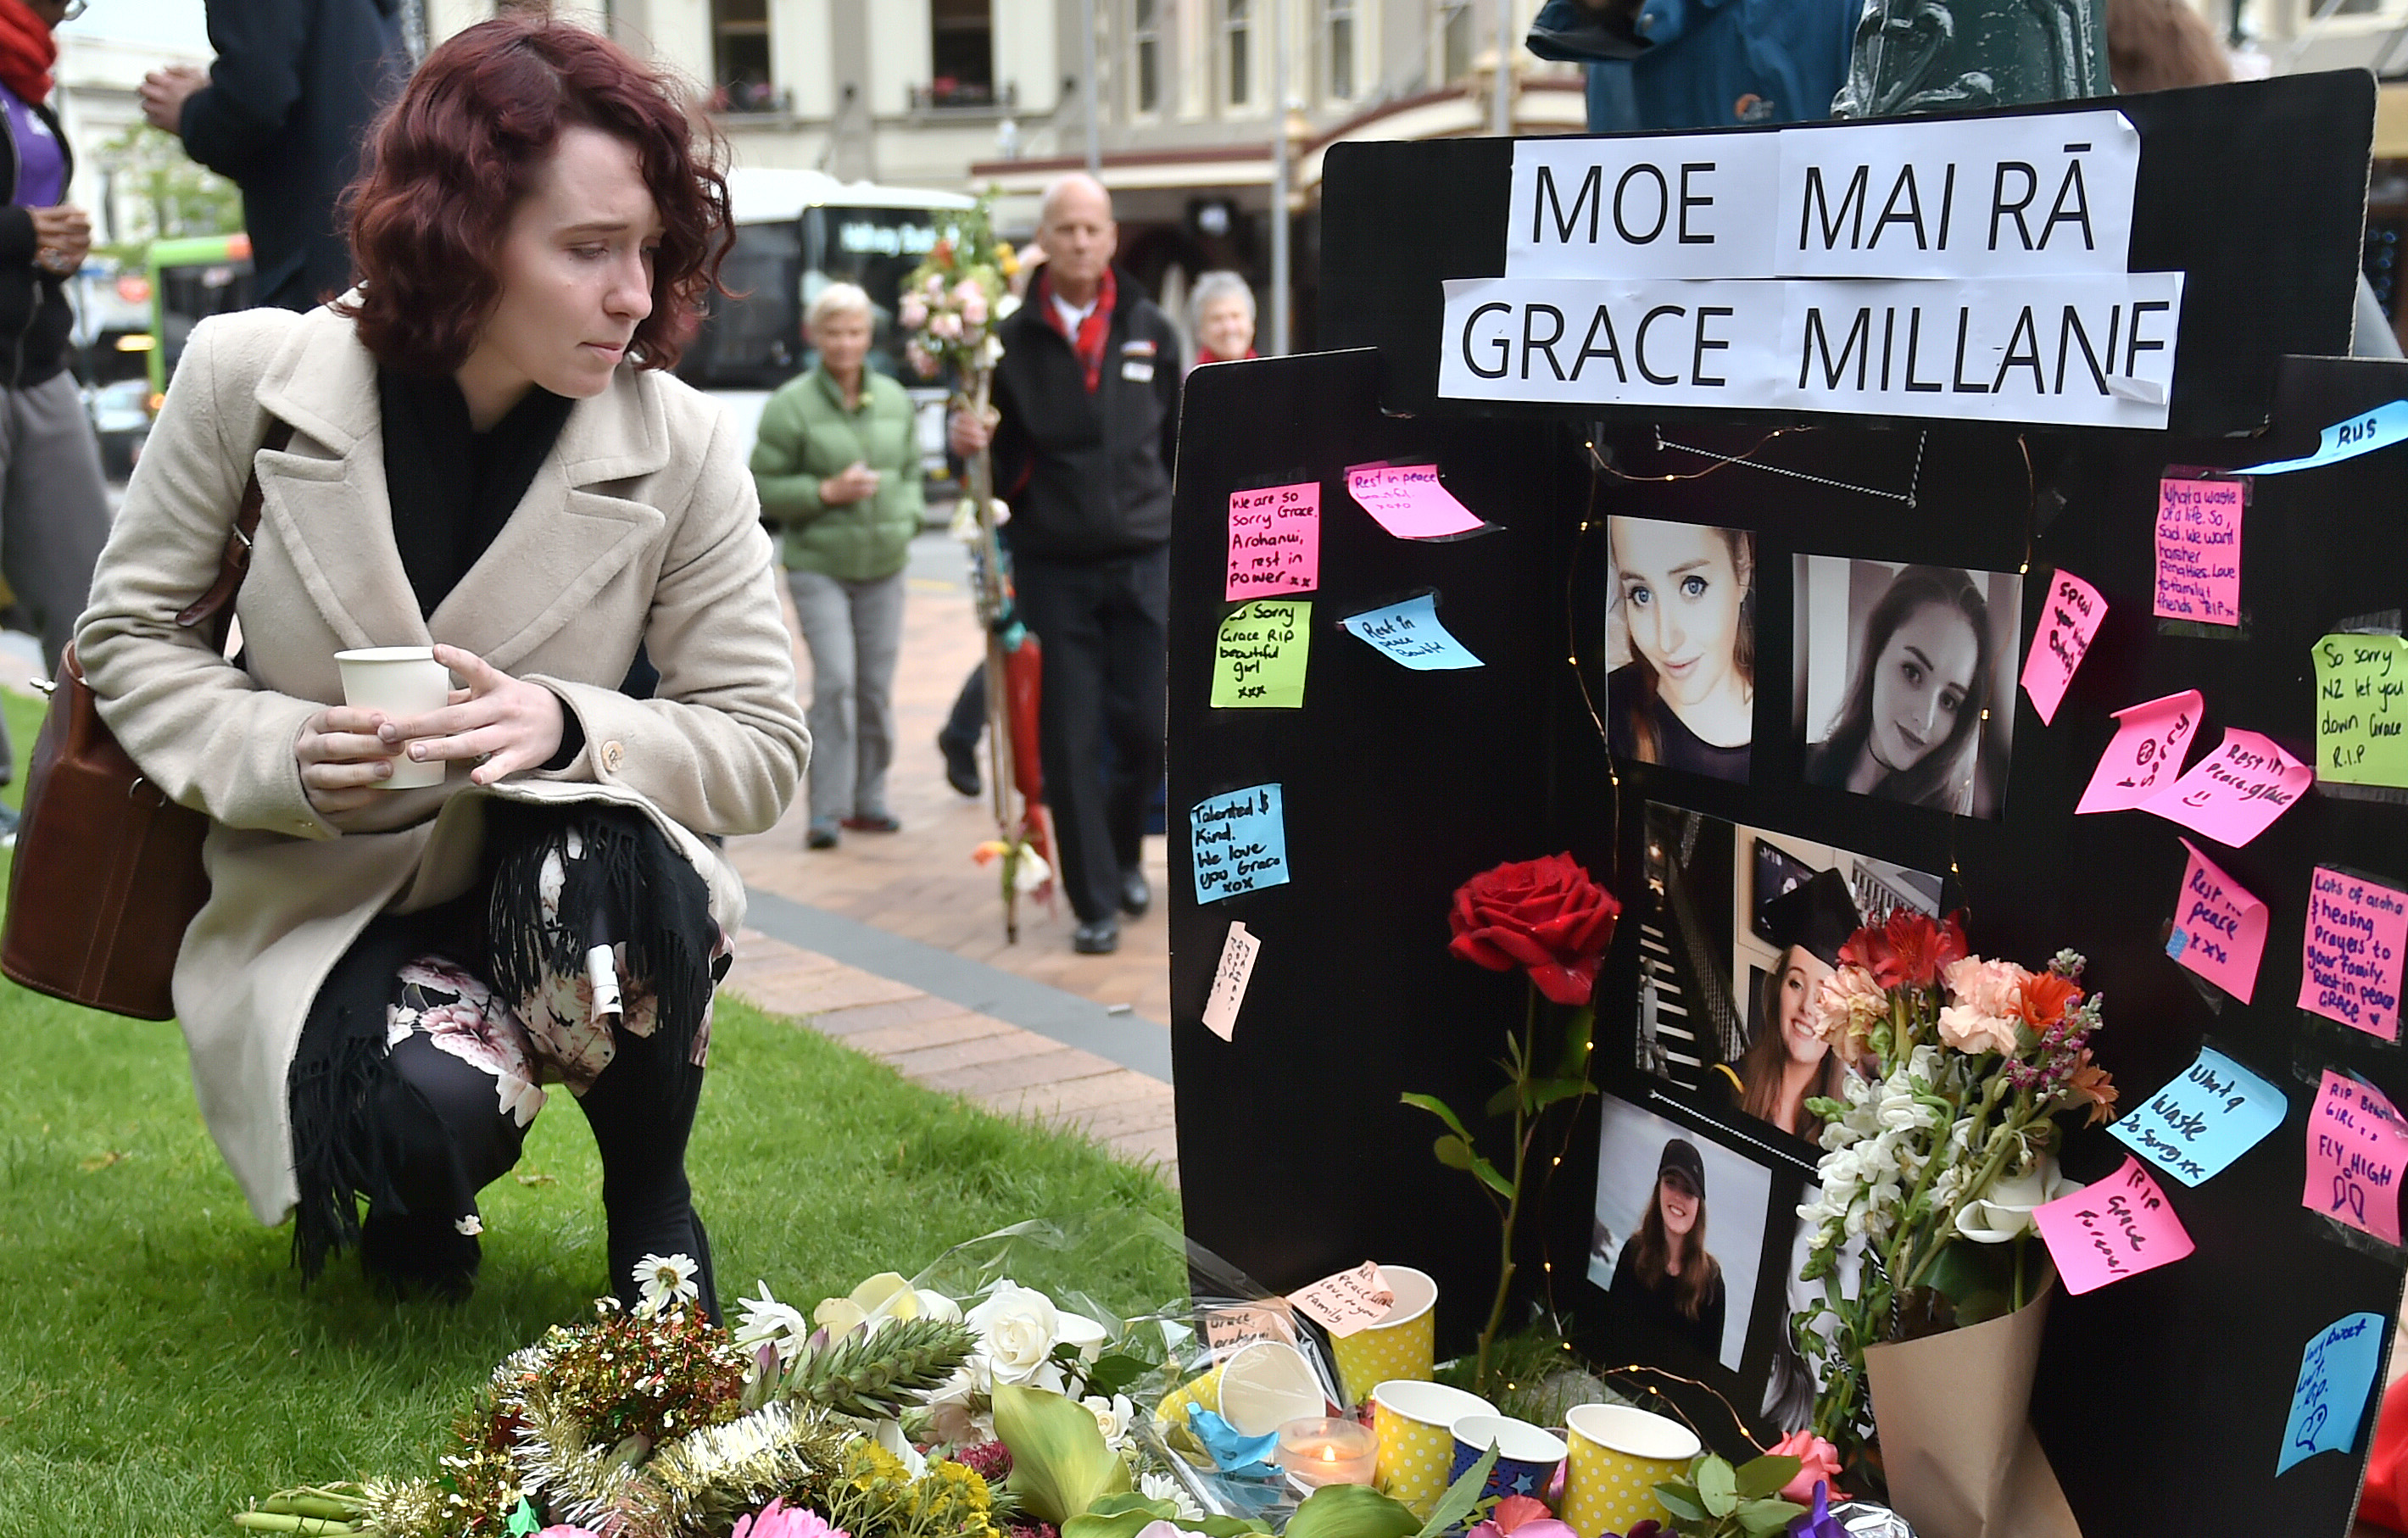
2314, 633, 2408, 787
1212, 599, 1311, 709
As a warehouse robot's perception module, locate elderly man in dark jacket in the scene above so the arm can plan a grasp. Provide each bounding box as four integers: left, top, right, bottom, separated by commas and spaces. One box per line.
950, 174, 1182, 955
140, 0, 408, 312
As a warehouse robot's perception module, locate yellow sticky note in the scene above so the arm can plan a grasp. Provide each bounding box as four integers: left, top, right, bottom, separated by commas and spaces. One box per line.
1212, 599, 1310, 709
2314, 633, 2408, 787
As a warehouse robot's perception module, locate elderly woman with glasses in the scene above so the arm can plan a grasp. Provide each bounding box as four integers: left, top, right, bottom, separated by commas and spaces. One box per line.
750, 282, 927, 850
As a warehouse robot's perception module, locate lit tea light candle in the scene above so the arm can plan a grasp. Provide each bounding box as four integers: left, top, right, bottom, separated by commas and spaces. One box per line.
1275, 1417, 1378, 1487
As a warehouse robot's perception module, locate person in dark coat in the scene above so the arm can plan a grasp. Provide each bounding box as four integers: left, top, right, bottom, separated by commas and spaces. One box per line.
140, 0, 409, 312
1525, 0, 1856, 133
948, 173, 1181, 956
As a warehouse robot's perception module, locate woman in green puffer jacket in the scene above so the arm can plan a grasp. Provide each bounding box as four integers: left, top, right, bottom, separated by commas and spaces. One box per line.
750, 282, 925, 849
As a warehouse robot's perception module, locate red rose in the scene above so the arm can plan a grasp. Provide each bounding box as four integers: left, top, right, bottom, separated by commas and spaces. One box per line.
1448, 853, 1620, 1006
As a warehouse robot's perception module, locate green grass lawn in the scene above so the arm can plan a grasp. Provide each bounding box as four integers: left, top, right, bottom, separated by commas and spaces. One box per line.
0, 688, 1179, 1535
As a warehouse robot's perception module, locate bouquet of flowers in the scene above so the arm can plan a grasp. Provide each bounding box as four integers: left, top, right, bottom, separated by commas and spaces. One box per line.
1789, 911, 2118, 1462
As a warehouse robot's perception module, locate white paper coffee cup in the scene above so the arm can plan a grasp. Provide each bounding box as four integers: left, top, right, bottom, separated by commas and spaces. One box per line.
334, 646, 452, 789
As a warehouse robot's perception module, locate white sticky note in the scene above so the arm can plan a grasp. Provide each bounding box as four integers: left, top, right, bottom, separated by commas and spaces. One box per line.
1201, 922, 1261, 1042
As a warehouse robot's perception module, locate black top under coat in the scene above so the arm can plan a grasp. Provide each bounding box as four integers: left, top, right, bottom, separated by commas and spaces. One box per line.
378, 368, 576, 619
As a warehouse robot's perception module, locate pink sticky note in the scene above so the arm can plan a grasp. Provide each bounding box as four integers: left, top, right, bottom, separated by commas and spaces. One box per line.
2299, 869, 2408, 1041
2167, 839, 2269, 1002
1226, 482, 1321, 601
2154, 476, 2246, 626
1344, 462, 1485, 540
2033, 1156, 2195, 1295
2020, 570, 2107, 727
1285, 1262, 1396, 1338
2076, 690, 2205, 814
2142, 728, 2314, 847
2305, 1070, 2408, 1246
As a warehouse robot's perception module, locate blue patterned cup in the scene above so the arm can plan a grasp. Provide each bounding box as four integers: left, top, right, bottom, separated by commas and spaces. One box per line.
1448, 1413, 1569, 1508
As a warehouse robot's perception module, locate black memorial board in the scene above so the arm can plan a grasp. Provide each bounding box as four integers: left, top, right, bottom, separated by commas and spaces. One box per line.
1172, 80, 2408, 1535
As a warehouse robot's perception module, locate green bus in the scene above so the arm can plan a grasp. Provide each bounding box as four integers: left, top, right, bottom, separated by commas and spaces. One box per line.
146, 231, 254, 398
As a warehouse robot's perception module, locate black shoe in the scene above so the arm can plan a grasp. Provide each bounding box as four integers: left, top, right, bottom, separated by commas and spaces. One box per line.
939, 733, 982, 798
842, 812, 902, 833
1073, 918, 1120, 955
806, 818, 840, 850
1118, 867, 1151, 917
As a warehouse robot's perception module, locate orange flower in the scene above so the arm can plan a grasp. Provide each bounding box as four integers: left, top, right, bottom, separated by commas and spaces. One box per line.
2018, 971, 2083, 1029
2066, 1051, 2118, 1125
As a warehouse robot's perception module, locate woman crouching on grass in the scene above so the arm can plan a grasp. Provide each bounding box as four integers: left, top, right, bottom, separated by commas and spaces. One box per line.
72, 17, 807, 1314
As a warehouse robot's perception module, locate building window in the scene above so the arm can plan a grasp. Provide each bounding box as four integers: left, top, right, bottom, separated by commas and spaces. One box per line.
931, 0, 996, 105
1327, 0, 1357, 99
1133, 0, 1163, 114
711, 0, 776, 111
1228, 0, 1253, 107
1438, 0, 1474, 84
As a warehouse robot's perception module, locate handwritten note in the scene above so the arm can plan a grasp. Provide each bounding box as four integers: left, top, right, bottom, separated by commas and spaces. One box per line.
1345, 462, 1485, 540
1201, 1302, 1298, 1354
1191, 784, 1291, 904
2299, 869, 2408, 1041
2020, 570, 2106, 726
1339, 593, 1484, 671
2305, 1070, 2408, 1246
2032, 1156, 2194, 1295
1285, 1262, 1396, 1338
2166, 839, 2269, 1001
1212, 600, 1311, 709
1201, 922, 1263, 1042
2154, 477, 2245, 625
2142, 728, 2314, 847
1226, 482, 1321, 600
2110, 1046, 2288, 1187
2243, 398, 2408, 476
2313, 633, 2408, 789
2076, 690, 2204, 815
2279, 1312, 2387, 1475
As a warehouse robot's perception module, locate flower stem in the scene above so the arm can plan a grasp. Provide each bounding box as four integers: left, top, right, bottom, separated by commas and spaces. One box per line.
1476, 988, 1541, 1390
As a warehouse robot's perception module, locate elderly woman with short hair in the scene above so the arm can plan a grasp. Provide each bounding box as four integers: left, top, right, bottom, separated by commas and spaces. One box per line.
750, 281, 926, 849
1189, 270, 1258, 367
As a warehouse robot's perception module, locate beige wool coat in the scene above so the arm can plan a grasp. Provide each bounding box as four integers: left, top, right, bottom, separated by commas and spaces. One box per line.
75, 301, 809, 1227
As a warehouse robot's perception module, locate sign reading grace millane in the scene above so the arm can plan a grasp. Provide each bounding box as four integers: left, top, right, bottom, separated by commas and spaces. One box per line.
1450, 109, 2180, 428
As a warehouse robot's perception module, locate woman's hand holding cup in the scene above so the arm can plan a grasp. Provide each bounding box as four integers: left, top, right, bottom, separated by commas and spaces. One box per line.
297, 705, 410, 814
379, 644, 565, 788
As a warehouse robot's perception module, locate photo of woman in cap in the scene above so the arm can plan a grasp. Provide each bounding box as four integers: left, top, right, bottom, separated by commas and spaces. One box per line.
1607, 1137, 1727, 1362
1709, 867, 1859, 1140
1794, 559, 2021, 817
1607, 515, 1755, 783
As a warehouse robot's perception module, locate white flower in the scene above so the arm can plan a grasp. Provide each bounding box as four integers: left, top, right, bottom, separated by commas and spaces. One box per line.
1138, 1474, 1206, 1524
735, 1281, 814, 1364
494, 1072, 545, 1128
875, 1416, 929, 1477
454, 1214, 483, 1237
815, 1273, 950, 1337
1956, 1161, 2082, 1243
637, 1252, 700, 1316
967, 1279, 1064, 1385
1082, 1392, 1137, 1450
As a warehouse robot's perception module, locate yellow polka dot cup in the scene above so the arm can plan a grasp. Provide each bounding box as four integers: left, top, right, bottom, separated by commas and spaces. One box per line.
1371, 1379, 1496, 1518
1331, 1264, 1437, 1407
1560, 1404, 1701, 1538
1152, 1360, 1225, 1435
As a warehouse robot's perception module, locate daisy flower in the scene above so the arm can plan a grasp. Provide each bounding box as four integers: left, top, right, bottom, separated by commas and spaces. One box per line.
636, 1252, 700, 1316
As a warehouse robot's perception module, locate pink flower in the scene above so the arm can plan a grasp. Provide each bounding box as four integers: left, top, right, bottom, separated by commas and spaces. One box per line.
960, 291, 989, 326
539, 1529, 605, 1538
900, 295, 928, 330
732, 1501, 848, 1538
1810, 965, 1887, 1050
1767, 1430, 1843, 1504
931, 311, 963, 342
1943, 956, 2026, 1019
1937, 1004, 2020, 1056
1468, 1495, 1578, 1538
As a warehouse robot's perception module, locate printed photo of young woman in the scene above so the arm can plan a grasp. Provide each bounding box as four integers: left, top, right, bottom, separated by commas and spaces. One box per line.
1607, 515, 1757, 783
1793, 557, 2024, 818
1589, 1096, 1770, 1372
1632, 803, 1941, 1142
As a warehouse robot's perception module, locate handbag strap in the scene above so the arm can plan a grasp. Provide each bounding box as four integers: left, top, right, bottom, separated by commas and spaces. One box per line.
174, 419, 297, 649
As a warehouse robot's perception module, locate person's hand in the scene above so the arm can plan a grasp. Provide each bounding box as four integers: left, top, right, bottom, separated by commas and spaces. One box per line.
140, 64, 208, 135
296, 705, 406, 815
819, 460, 882, 505
377, 644, 566, 788
30, 206, 88, 276
947, 405, 998, 459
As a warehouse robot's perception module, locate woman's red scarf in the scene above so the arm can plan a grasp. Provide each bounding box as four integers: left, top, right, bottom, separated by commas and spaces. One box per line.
0, 0, 55, 106
1196, 345, 1259, 365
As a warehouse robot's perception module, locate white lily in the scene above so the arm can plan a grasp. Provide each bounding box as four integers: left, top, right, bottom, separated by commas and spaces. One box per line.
1956, 1161, 2082, 1242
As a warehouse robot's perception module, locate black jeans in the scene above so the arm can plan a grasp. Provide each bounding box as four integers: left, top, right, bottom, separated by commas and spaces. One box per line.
1012, 546, 1170, 924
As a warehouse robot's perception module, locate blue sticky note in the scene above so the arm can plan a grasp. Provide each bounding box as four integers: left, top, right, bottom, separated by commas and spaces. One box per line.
2166, 928, 2191, 960
2108, 1045, 2288, 1187
1340, 593, 1484, 671
1191, 783, 1290, 904
2244, 399, 2408, 476
2279, 1312, 2387, 1474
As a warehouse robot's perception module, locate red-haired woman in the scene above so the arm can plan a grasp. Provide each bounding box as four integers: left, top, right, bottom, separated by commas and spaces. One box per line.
1608, 1139, 1726, 1361
74, 17, 806, 1316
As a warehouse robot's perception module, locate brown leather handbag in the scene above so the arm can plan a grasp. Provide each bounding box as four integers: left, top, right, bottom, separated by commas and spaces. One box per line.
1, 421, 292, 1019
